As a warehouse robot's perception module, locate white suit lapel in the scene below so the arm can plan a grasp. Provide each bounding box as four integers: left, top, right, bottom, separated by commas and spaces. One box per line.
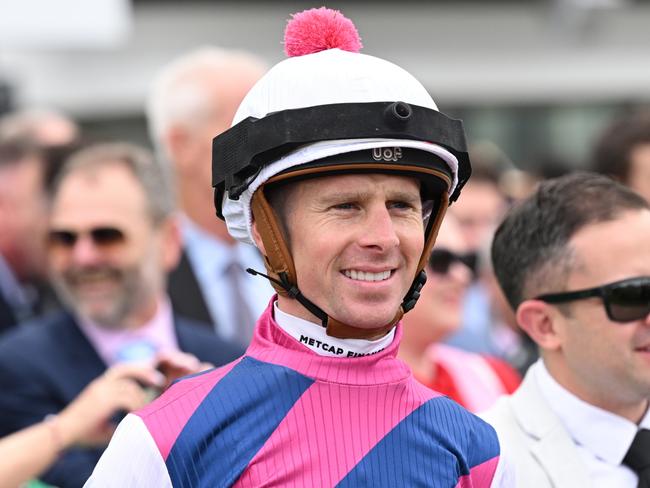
511, 369, 591, 487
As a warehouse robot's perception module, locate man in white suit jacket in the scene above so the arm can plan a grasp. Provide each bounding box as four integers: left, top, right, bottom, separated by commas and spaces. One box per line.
482, 172, 650, 488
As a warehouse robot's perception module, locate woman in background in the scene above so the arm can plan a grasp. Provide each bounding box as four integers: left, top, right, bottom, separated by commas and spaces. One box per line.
399, 214, 521, 413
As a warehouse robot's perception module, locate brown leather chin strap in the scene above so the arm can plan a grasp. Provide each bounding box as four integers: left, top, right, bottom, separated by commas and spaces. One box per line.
417, 191, 449, 272
249, 167, 451, 340
250, 191, 297, 297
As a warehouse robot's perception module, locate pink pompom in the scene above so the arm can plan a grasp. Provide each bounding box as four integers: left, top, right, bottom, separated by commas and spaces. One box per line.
284, 7, 362, 57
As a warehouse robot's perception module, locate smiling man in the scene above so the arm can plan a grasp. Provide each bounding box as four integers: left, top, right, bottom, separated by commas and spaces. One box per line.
87, 7, 512, 487
482, 172, 650, 487
272, 173, 425, 333
0, 143, 243, 487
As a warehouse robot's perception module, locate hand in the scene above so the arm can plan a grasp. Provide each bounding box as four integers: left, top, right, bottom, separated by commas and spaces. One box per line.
54, 363, 165, 447
154, 350, 213, 390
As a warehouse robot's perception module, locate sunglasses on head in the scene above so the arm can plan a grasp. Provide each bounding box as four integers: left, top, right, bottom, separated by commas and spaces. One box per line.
48, 227, 126, 248
535, 276, 650, 323
428, 249, 478, 276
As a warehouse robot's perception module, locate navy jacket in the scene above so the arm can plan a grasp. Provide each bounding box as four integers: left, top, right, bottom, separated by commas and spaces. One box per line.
0, 310, 243, 488
0, 292, 17, 335
167, 249, 214, 328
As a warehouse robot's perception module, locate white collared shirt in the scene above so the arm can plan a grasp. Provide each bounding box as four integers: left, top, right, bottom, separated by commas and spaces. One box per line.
181, 216, 274, 343
535, 360, 650, 487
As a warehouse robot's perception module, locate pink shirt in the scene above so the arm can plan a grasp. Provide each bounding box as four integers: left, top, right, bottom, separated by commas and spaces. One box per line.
77, 297, 179, 367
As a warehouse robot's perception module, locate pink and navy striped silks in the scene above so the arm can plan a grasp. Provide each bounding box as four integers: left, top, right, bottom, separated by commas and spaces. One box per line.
136, 302, 501, 487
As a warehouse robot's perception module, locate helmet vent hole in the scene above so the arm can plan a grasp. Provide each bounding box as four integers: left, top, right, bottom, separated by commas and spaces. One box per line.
386, 102, 412, 125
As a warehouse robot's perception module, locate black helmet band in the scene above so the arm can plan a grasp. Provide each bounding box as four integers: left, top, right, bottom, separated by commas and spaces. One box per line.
212, 101, 470, 218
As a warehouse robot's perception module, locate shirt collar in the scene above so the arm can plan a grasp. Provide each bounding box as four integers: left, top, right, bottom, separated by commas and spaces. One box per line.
535, 359, 650, 465
181, 214, 258, 275
77, 296, 179, 366
273, 301, 396, 358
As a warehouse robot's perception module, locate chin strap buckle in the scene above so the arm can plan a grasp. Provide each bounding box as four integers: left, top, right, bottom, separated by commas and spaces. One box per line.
401, 269, 427, 313
246, 268, 330, 327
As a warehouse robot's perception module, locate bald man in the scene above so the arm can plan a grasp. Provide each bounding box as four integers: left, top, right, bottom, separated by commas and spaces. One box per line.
147, 47, 273, 346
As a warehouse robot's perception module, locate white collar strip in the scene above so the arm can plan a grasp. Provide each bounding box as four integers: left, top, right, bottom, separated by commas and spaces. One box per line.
273, 302, 395, 358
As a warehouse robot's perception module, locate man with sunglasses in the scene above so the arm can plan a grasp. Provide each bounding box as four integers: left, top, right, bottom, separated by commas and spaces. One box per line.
482, 171, 650, 487
0, 142, 243, 488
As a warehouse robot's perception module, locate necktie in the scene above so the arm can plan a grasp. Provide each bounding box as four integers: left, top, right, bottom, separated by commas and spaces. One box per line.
225, 259, 256, 346
623, 428, 650, 488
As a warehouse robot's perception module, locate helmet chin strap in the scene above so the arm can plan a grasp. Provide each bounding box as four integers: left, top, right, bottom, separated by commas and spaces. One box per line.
249, 176, 448, 340
247, 267, 427, 338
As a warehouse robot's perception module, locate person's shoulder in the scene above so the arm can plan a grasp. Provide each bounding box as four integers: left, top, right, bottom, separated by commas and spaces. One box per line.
129, 359, 244, 463
412, 381, 501, 443
0, 310, 73, 354
480, 393, 516, 425
173, 315, 223, 341
480, 368, 538, 436
85, 414, 173, 487
136, 358, 244, 422
479, 391, 560, 487
414, 390, 503, 484
412, 371, 497, 429
173, 315, 245, 363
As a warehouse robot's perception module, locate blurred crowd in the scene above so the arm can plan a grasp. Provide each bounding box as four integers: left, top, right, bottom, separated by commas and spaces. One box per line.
0, 43, 649, 488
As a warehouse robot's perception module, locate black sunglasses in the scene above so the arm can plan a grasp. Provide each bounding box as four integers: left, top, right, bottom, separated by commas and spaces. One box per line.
428, 249, 478, 276
536, 276, 650, 323
48, 227, 126, 248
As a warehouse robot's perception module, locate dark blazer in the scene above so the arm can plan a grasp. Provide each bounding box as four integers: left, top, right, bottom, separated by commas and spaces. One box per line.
0, 281, 61, 336
0, 310, 244, 488
167, 250, 214, 327
0, 291, 18, 335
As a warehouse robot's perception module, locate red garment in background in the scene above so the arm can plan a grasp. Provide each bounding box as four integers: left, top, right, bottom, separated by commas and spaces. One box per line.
416, 344, 522, 413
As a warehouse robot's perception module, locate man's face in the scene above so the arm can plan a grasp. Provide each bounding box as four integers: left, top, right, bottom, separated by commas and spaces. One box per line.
0, 156, 48, 280
552, 209, 650, 410
448, 180, 507, 252
279, 173, 425, 330
627, 144, 650, 203
48, 163, 174, 328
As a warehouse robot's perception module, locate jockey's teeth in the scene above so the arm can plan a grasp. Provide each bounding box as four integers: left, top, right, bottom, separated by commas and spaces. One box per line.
344, 270, 391, 282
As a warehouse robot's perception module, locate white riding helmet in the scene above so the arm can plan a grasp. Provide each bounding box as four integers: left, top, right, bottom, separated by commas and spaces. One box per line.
212, 7, 471, 337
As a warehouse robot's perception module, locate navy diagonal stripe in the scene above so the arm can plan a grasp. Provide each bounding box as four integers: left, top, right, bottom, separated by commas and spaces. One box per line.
337, 396, 500, 488
166, 356, 314, 488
